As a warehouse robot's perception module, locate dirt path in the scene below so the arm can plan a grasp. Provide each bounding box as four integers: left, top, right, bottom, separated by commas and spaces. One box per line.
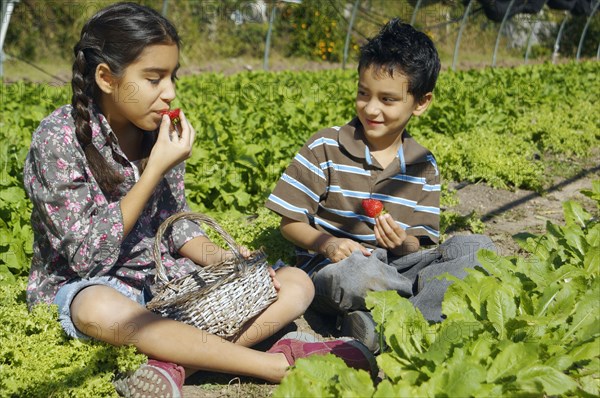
182, 167, 599, 397
451, 166, 599, 257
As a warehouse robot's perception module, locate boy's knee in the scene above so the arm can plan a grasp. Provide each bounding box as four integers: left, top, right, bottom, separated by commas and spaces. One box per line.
440, 234, 497, 261
312, 256, 412, 312
468, 234, 496, 251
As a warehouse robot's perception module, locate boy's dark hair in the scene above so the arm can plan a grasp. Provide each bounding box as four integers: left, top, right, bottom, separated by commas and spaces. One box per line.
71, 2, 180, 195
358, 19, 441, 101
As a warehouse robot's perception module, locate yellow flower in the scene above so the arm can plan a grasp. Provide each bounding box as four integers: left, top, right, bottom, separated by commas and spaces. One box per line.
315, 11, 320, 16
322, 55, 327, 60
301, 23, 307, 29
331, 21, 337, 27
328, 48, 333, 53
329, 42, 335, 47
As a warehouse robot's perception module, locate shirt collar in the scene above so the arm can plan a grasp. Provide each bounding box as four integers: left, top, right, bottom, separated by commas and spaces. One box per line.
338, 117, 431, 169
86, 103, 120, 152
338, 117, 368, 160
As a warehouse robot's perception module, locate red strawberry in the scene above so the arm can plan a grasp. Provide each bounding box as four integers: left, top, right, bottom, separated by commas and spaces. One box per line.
161, 108, 181, 126
362, 198, 385, 217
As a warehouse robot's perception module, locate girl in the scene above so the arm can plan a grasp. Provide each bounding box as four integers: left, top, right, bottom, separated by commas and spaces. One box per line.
23, 2, 375, 397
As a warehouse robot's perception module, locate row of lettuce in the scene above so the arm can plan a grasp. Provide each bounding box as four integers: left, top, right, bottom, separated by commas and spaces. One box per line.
0, 61, 598, 396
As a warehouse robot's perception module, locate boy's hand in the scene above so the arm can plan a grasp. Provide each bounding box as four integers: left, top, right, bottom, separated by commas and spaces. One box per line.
318, 237, 371, 263
374, 213, 407, 252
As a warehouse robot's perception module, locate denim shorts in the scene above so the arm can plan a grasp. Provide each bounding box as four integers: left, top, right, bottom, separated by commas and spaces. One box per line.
53, 276, 145, 340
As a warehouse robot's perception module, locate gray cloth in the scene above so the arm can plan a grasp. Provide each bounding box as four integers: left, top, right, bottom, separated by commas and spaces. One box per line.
311, 235, 497, 322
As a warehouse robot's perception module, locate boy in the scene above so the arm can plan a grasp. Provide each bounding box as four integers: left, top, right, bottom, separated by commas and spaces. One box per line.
266, 20, 494, 353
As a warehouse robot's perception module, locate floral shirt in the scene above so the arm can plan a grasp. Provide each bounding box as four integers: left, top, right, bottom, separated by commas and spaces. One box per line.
23, 104, 205, 307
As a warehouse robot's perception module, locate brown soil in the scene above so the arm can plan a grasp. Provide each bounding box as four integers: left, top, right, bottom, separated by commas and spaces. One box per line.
447, 168, 599, 257
182, 164, 600, 397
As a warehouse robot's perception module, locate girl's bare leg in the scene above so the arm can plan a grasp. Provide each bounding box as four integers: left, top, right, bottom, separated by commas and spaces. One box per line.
70, 285, 290, 383
232, 266, 315, 347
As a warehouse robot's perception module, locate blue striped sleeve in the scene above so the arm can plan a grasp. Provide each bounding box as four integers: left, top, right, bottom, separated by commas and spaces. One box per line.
267, 194, 311, 216
308, 137, 339, 150
295, 153, 326, 180
281, 173, 320, 202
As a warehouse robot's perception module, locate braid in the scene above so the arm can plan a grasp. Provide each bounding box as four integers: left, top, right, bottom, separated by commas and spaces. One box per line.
71, 49, 124, 194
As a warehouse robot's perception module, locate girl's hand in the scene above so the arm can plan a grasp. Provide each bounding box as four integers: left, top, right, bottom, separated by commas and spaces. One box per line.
222, 245, 251, 261
223, 248, 282, 291
318, 237, 370, 263
238, 245, 251, 258
147, 110, 196, 176
374, 213, 407, 252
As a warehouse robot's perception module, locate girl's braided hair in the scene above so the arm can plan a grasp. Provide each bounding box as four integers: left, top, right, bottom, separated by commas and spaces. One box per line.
71, 2, 180, 195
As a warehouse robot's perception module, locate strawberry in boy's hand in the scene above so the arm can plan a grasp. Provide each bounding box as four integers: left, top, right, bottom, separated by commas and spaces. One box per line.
362, 198, 386, 217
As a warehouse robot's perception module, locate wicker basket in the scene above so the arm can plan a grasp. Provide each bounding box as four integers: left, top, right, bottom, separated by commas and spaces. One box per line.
146, 212, 278, 338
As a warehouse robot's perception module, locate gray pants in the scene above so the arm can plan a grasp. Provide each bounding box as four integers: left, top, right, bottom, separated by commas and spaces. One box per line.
310, 235, 497, 322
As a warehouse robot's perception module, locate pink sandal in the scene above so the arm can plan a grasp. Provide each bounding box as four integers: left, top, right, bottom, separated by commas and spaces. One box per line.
268, 338, 378, 378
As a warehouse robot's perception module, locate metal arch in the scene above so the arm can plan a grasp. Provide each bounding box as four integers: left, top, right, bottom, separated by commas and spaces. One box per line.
410, 0, 424, 26
552, 11, 570, 64
452, 0, 475, 71
492, 0, 518, 67
576, 0, 600, 61
263, 2, 277, 71
342, 0, 360, 70
524, 0, 551, 64
1, 0, 20, 78
524, 26, 535, 63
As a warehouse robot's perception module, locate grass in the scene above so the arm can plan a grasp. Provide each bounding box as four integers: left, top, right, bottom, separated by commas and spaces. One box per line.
542, 148, 600, 186
2, 57, 71, 84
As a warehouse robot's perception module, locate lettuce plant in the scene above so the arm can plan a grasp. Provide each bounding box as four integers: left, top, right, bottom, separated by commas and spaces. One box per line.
275, 182, 599, 397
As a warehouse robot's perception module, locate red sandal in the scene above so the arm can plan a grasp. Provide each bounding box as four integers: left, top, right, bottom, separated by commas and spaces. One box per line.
267, 338, 378, 378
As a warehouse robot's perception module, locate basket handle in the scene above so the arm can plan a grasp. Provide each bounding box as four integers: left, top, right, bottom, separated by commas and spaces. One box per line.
153, 211, 245, 284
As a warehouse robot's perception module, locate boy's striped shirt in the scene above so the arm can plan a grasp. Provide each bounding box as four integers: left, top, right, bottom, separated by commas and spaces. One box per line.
266, 118, 441, 253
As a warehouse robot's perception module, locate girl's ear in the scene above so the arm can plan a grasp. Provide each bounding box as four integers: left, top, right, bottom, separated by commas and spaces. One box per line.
412, 92, 433, 116
95, 63, 116, 94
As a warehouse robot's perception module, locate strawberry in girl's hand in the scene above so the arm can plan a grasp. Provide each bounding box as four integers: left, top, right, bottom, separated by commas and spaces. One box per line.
161, 108, 181, 138
161, 108, 181, 126
362, 199, 386, 217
